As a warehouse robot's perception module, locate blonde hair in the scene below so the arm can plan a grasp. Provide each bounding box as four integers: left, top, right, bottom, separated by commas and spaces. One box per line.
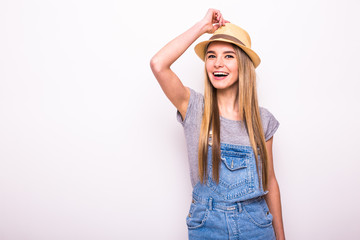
198, 43, 269, 190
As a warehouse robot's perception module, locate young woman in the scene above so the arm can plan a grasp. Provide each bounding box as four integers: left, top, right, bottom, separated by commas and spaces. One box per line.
150, 9, 285, 240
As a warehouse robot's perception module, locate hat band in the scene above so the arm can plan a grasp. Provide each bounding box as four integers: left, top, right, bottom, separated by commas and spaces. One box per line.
210, 34, 245, 47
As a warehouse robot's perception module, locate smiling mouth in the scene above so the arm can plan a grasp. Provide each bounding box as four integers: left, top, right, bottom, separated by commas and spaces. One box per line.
213, 72, 229, 78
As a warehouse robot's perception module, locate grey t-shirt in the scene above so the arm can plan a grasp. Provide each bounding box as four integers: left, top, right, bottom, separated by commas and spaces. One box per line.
177, 88, 280, 187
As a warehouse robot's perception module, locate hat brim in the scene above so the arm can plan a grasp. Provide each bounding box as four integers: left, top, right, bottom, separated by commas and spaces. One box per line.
194, 38, 261, 68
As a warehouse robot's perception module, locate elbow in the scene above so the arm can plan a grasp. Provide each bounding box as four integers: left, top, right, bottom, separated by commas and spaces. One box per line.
150, 56, 168, 74
150, 56, 160, 73
267, 176, 279, 190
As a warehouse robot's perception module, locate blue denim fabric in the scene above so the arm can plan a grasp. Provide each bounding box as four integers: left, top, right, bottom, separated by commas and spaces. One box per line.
187, 143, 275, 239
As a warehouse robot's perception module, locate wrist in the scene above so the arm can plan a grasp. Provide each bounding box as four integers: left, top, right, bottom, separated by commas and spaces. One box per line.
194, 20, 210, 35
275, 231, 286, 240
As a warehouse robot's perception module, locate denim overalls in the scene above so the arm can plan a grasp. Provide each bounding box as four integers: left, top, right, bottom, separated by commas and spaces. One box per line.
186, 142, 276, 240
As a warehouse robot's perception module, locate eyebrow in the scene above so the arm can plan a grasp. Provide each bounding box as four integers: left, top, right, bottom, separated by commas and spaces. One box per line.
206, 50, 236, 54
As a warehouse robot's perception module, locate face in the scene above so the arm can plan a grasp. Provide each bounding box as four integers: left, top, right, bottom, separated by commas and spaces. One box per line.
205, 41, 239, 90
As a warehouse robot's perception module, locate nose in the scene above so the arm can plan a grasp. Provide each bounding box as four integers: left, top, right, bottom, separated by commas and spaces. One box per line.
215, 57, 224, 68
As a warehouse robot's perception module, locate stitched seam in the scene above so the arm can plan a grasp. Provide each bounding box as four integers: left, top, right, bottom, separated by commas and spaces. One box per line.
187, 209, 210, 229
242, 207, 273, 228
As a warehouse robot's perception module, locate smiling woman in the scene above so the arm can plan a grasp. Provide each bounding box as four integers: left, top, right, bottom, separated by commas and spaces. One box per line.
150, 8, 285, 240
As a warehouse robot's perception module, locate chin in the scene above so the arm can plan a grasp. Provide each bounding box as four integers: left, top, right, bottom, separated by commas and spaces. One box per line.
210, 80, 237, 90
212, 84, 228, 90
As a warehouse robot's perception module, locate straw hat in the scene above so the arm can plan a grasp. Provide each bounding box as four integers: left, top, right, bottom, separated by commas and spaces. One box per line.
194, 23, 261, 68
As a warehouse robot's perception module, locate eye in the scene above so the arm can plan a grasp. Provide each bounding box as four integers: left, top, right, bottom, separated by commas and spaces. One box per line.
225, 55, 235, 59
207, 54, 216, 59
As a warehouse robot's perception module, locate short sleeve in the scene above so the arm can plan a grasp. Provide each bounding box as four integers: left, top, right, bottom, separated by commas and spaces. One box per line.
176, 88, 204, 126
260, 107, 280, 141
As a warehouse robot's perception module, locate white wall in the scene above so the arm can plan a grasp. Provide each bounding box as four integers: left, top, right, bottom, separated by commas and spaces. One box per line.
1, 0, 360, 239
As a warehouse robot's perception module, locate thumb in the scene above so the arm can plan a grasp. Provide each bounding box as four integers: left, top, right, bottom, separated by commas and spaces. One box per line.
211, 24, 220, 33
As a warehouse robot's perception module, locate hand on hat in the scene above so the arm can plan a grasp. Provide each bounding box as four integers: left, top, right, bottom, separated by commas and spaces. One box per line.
201, 9, 230, 34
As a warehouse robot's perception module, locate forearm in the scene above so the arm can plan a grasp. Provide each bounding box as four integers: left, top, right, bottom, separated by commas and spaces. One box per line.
265, 178, 285, 240
150, 21, 207, 72
151, 9, 226, 72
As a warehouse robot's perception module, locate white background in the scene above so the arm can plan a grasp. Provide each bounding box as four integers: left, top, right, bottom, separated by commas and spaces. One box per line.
1, 0, 360, 239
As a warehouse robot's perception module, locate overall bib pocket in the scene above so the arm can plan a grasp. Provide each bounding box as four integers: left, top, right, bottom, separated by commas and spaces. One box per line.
207, 144, 256, 200
220, 150, 250, 189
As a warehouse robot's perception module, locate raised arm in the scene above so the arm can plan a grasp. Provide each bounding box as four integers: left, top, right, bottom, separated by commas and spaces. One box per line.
150, 9, 227, 119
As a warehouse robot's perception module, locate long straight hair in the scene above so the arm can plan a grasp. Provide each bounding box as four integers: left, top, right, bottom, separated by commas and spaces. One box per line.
198, 43, 269, 190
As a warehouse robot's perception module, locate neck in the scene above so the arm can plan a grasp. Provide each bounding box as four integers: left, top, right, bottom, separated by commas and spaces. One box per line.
216, 83, 241, 120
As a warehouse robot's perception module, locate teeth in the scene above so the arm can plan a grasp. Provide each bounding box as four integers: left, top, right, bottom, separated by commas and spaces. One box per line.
214, 72, 229, 76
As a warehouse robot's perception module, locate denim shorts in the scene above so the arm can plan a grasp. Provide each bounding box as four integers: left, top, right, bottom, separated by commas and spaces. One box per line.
186, 195, 275, 240
187, 143, 276, 239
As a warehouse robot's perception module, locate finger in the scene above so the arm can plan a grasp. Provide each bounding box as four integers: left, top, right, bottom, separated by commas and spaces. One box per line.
212, 23, 220, 32
207, 9, 217, 23
217, 14, 221, 24
219, 16, 225, 27
221, 14, 227, 26
212, 12, 217, 23
223, 18, 227, 26
215, 10, 221, 22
